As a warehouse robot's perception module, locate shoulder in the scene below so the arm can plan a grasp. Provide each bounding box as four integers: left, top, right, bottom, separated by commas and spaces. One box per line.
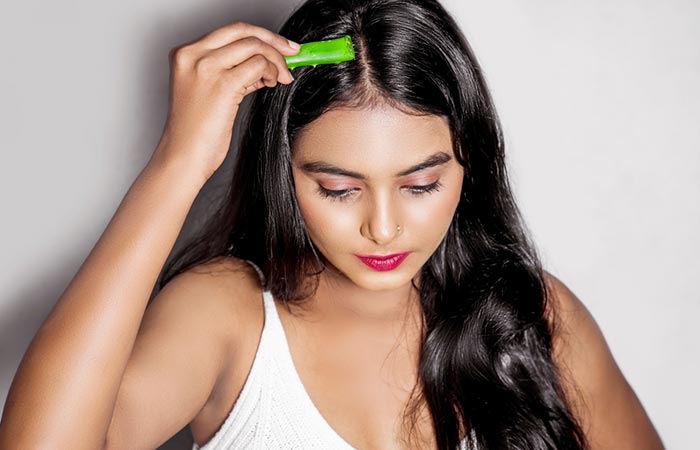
152, 256, 264, 354
541, 271, 602, 368
541, 271, 665, 449
162, 255, 261, 294
158, 254, 263, 318
104, 257, 264, 448
161, 255, 262, 303
165, 257, 268, 442
542, 270, 621, 412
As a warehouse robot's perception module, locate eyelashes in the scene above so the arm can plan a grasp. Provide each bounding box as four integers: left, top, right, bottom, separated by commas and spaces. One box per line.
316, 180, 443, 202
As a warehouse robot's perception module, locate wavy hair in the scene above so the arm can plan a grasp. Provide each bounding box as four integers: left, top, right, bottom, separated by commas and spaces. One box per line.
159, 0, 589, 448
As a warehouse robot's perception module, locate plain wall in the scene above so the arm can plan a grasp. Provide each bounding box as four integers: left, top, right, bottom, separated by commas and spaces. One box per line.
1, 1, 697, 448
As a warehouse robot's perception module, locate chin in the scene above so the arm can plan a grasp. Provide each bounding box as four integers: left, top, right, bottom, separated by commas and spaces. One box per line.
340, 262, 420, 292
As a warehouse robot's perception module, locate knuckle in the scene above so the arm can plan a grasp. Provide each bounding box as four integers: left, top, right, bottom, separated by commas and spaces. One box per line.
265, 66, 279, 85
250, 54, 268, 68
240, 35, 264, 51
171, 45, 194, 66
194, 56, 217, 74
228, 20, 247, 31
274, 52, 288, 69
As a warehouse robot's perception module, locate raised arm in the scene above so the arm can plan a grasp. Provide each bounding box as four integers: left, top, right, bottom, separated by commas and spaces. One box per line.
0, 150, 204, 449
0, 21, 298, 450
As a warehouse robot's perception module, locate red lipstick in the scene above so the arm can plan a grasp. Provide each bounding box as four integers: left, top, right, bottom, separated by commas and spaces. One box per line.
355, 252, 411, 272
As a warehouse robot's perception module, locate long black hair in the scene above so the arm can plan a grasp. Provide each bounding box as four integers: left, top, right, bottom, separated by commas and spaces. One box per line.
159, 0, 589, 448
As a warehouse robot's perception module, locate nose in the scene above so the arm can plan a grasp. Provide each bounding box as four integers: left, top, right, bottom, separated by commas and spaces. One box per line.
360, 190, 402, 246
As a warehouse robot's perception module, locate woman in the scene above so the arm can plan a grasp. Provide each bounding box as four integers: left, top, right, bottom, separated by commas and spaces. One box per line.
0, 0, 664, 449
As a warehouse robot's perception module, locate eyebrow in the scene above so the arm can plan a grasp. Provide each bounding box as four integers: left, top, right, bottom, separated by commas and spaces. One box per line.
297, 151, 453, 180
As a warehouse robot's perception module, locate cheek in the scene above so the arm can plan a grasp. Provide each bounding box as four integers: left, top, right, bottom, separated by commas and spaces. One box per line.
294, 182, 357, 248
405, 181, 461, 241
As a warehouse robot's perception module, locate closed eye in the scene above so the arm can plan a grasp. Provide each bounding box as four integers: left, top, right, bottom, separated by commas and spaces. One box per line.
316, 180, 443, 202
406, 180, 442, 196
316, 186, 357, 201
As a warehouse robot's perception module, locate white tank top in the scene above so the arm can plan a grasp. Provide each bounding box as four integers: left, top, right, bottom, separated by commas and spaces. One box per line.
192, 260, 472, 450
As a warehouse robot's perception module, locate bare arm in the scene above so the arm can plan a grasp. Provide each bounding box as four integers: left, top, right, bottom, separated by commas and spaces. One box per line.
0, 21, 298, 450
544, 272, 665, 450
0, 151, 205, 449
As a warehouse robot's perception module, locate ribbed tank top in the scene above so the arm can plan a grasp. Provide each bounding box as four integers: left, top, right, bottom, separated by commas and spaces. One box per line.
192, 260, 472, 450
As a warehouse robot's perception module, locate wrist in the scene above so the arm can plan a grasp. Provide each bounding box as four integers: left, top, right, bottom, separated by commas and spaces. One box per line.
147, 143, 210, 191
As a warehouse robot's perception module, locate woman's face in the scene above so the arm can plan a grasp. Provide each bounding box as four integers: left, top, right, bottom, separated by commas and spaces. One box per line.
291, 104, 464, 291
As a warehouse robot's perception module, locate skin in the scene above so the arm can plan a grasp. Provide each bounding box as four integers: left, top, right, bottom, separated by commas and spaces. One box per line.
283, 104, 464, 448
196, 105, 667, 449
0, 21, 300, 450
0, 53, 664, 448
290, 104, 463, 319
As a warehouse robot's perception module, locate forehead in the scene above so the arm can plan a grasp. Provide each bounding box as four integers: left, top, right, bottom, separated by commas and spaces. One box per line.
291, 105, 453, 167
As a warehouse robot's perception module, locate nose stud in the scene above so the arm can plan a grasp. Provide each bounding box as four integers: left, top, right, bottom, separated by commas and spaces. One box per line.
396, 225, 402, 233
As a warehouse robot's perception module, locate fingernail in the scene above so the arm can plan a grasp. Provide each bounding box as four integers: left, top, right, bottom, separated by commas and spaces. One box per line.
287, 39, 301, 50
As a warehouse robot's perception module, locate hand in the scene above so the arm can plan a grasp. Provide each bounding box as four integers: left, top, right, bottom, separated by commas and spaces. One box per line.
154, 21, 299, 182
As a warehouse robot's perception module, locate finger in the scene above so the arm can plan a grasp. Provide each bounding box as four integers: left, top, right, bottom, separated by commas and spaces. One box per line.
204, 36, 294, 84
196, 21, 299, 56
225, 54, 280, 94
243, 79, 266, 95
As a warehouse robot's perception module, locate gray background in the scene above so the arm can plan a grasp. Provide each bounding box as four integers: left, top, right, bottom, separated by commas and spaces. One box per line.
1, 0, 698, 448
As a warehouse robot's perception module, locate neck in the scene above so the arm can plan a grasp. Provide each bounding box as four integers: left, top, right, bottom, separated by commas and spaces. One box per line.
296, 266, 424, 338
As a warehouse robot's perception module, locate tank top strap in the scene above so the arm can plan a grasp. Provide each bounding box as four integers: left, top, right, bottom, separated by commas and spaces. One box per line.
260, 289, 286, 340
196, 258, 474, 450
243, 259, 265, 285
242, 267, 358, 449
242, 259, 286, 344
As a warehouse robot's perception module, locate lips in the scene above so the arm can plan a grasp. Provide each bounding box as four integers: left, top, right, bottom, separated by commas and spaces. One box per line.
355, 252, 411, 272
